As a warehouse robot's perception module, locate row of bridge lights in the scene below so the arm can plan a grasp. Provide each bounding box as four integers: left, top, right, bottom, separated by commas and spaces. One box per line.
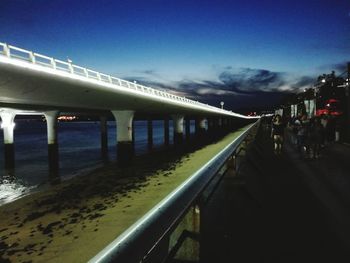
61, 60, 228, 114
1, 43, 255, 118
67, 61, 229, 111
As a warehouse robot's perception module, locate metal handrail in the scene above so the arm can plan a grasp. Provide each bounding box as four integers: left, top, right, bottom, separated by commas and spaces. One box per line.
88, 121, 259, 263
0, 42, 258, 119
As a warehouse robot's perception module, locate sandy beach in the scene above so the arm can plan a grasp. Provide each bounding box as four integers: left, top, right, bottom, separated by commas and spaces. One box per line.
0, 127, 248, 263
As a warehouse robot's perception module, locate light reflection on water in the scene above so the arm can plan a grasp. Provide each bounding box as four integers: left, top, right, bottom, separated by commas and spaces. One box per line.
0, 172, 34, 206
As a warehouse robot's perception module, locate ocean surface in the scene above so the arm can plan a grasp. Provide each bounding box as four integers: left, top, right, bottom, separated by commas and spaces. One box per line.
0, 120, 196, 205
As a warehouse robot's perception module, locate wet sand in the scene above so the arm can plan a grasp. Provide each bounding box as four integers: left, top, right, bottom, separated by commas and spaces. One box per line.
0, 127, 247, 263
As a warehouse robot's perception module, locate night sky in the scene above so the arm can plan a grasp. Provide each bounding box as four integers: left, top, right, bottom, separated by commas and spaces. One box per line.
1, 0, 349, 111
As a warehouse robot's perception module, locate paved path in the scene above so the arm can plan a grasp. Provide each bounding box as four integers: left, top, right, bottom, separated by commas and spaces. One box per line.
200, 128, 350, 263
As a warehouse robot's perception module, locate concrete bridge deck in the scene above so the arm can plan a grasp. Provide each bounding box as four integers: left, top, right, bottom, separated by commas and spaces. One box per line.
201, 127, 350, 262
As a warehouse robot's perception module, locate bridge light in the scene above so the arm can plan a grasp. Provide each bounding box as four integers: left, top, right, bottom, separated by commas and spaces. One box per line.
220, 101, 224, 109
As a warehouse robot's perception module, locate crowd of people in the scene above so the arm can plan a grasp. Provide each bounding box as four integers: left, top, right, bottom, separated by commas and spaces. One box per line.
270, 113, 340, 159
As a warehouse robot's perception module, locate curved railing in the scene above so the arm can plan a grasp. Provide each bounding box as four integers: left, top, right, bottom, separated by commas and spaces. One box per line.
0, 42, 258, 119
88, 120, 259, 263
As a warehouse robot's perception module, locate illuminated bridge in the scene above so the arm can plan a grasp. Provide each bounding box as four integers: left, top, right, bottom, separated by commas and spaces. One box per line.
0, 42, 257, 170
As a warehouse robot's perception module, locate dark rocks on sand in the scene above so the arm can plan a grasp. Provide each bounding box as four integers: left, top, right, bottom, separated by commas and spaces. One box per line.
69, 219, 78, 224
0, 256, 11, 263
64, 230, 72, 236
0, 241, 9, 251
6, 250, 17, 256
70, 213, 81, 218
42, 221, 61, 235
9, 242, 19, 248
87, 213, 104, 220
92, 204, 107, 212
24, 243, 36, 251
23, 211, 47, 223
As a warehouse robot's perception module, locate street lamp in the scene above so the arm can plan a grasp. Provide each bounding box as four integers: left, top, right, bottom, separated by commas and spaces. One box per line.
220, 101, 224, 109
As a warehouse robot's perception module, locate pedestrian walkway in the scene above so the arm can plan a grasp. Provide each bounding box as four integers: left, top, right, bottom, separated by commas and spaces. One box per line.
200, 127, 350, 263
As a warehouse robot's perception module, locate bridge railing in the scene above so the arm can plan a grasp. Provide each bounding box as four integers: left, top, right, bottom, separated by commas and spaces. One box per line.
88, 120, 259, 263
0, 42, 256, 119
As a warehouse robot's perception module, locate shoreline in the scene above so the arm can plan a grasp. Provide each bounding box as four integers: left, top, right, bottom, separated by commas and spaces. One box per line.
0, 141, 171, 207
0, 128, 246, 263
0, 120, 174, 198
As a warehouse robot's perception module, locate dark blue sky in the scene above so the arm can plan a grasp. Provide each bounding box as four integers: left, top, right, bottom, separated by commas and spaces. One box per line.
1, 0, 349, 110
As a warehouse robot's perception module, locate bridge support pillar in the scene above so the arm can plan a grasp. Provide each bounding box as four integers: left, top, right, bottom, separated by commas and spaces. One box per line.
218, 117, 223, 128
132, 119, 135, 150
195, 118, 199, 136
223, 118, 228, 132
0, 111, 16, 169
195, 118, 206, 136
231, 118, 239, 130
227, 118, 232, 130
112, 110, 134, 167
185, 117, 191, 140
218, 118, 224, 136
228, 118, 233, 129
100, 116, 108, 159
147, 118, 153, 150
172, 114, 184, 144
207, 118, 214, 133
164, 117, 169, 146
208, 118, 220, 137
44, 111, 59, 173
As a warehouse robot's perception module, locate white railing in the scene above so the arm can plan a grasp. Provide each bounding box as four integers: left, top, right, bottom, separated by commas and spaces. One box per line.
0, 42, 255, 119
89, 121, 260, 263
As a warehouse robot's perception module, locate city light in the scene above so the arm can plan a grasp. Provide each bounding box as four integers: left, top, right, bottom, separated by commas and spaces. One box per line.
57, 115, 77, 121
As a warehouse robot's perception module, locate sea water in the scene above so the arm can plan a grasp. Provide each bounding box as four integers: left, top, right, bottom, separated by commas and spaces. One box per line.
0, 120, 196, 205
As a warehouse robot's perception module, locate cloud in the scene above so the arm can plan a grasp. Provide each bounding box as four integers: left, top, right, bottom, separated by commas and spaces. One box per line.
218, 68, 286, 93
318, 61, 348, 74
196, 88, 241, 96
137, 69, 158, 76
289, 76, 314, 92
174, 79, 245, 98
122, 66, 315, 111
